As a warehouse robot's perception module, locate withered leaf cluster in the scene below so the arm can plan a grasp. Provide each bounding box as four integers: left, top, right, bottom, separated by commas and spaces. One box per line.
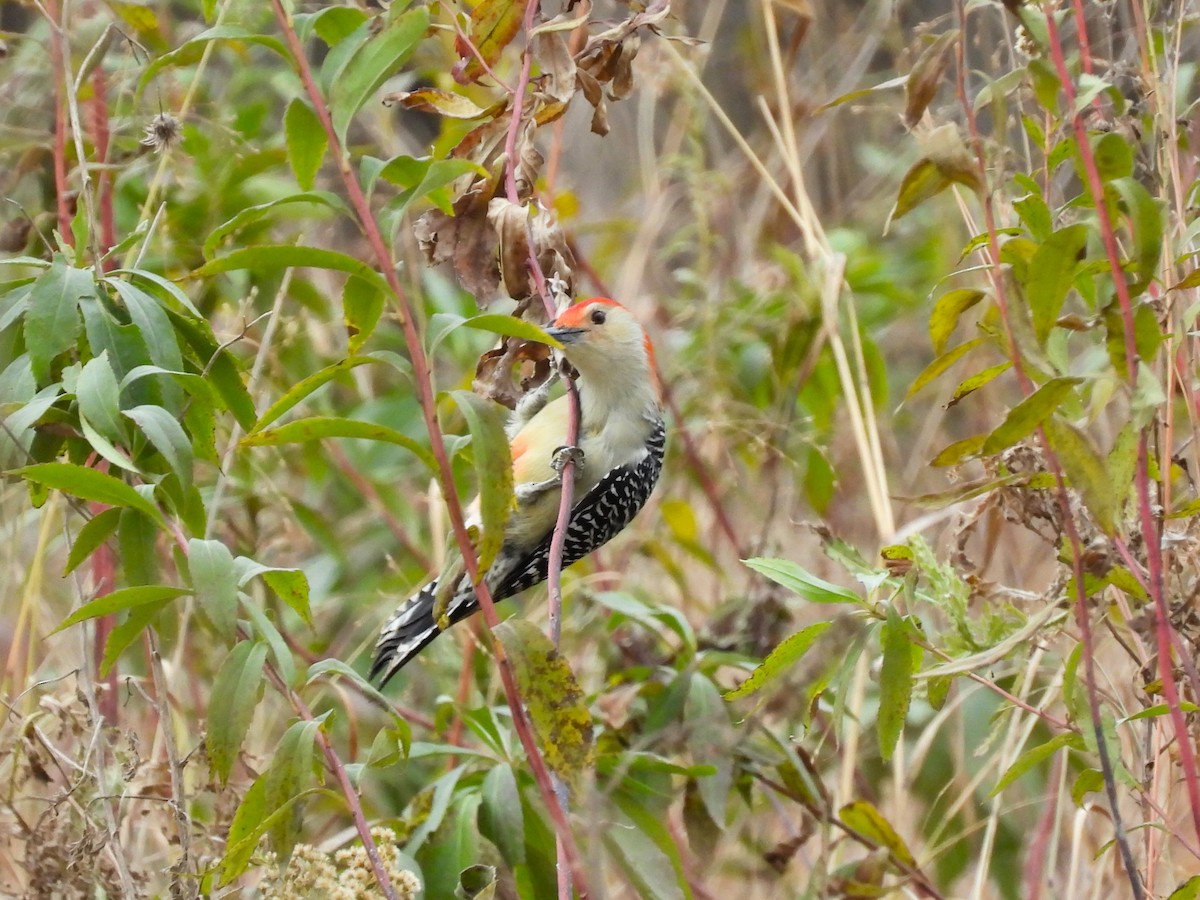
400, 0, 672, 406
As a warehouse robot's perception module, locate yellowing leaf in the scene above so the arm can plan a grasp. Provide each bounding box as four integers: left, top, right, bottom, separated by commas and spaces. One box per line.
495, 619, 594, 784
929, 289, 985, 355
980, 377, 1082, 456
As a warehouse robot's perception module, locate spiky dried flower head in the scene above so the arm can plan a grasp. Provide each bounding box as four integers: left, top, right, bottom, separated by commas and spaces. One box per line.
141, 113, 181, 153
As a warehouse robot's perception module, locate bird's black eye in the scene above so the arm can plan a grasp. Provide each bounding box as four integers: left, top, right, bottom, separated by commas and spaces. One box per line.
590, 307, 607, 325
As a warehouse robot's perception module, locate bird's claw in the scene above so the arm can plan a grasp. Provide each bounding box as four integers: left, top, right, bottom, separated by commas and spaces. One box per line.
551, 445, 585, 476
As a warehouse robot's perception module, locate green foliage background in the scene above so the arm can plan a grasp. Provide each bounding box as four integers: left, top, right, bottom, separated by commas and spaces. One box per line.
2, 1, 1199, 898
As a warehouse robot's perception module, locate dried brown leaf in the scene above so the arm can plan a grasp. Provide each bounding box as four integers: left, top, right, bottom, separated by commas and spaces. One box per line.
904, 30, 959, 128
383, 88, 489, 119
533, 31, 577, 105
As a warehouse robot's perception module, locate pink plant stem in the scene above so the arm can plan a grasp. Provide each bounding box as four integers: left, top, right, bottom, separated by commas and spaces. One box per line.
954, 4, 1145, 895
505, 2, 581, 895
267, 0, 588, 890
1045, 0, 1200, 848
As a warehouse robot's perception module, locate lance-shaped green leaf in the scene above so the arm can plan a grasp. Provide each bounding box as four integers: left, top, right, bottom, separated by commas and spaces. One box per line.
188, 538, 239, 641
1026, 224, 1088, 343
283, 101, 328, 192
990, 731, 1086, 797
839, 800, 916, 868
948, 361, 1011, 408
191, 245, 389, 295
208, 641, 269, 785
980, 376, 1082, 456
495, 619, 594, 784
26, 258, 92, 384
51, 584, 191, 634
724, 621, 832, 701
928, 289, 984, 355
262, 718, 324, 857
1109, 176, 1164, 296
138, 26, 291, 98
106, 279, 185, 375
877, 607, 919, 762
242, 416, 435, 472
344, 276, 384, 354
247, 356, 379, 435
101, 600, 171, 677
1043, 417, 1115, 534
164, 308, 255, 429
124, 405, 194, 491
329, 6, 430, 144
204, 192, 347, 259
743, 557, 861, 604
64, 506, 122, 575
452, 390, 513, 576
906, 337, 986, 399
478, 763, 526, 866
14, 462, 165, 525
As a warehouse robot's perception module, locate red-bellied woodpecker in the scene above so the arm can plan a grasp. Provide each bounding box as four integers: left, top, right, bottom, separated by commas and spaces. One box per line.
371, 298, 665, 684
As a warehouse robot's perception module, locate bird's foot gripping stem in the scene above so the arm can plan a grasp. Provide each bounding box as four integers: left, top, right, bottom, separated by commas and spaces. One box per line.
514, 446, 585, 505
551, 444, 585, 476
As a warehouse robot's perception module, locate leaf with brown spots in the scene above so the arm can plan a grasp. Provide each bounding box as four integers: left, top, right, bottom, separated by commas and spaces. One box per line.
495, 618, 595, 785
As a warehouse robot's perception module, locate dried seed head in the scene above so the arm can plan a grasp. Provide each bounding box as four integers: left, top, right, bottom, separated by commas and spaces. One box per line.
141, 113, 181, 153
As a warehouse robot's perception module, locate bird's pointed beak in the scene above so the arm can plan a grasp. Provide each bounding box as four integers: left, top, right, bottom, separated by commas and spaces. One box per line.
544, 325, 587, 344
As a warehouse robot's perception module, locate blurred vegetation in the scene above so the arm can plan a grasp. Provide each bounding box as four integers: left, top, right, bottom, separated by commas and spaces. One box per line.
2, 0, 1200, 898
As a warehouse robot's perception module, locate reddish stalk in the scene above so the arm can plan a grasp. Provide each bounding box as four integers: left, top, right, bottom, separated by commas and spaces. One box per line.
91, 65, 116, 268
266, 1, 588, 889
506, 1, 582, 895
954, 3, 1145, 895
1045, 1, 1200, 847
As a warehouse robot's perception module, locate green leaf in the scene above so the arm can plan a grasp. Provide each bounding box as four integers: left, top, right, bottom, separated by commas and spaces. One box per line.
192, 245, 389, 295
478, 764, 525, 866
990, 731, 1086, 797
328, 6, 430, 145
284, 100, 328, 192
188, 538, 239, 641
64, 507, 122, 575
248, 356, 379, 435
263, 718, 323, 856
344, 276, 384, 354
980, 376, 1082, 456
456, 865, 498, 900
124, 405, 194, 491
242, 416, 435, 472
742, 557, 861, 604
877, 607, 917, 762
452, 390, 514, 576
494, 619, 594, 784
305, 658, 394, 711
113, 268, 203, 319
1109, 177, 1164, 296
100, 600, 170, 677
203, 192, 348, 259
723, 622, 832, 700
207, 641, 269, 785
138, 26, 292, 97
928, 289, 985, 355
1092, 132, 1133, 182
106, 279, 185, 374
381, 157, 487, 219
51, 584, 191, 634
165, 308, 256, 430
838, 800, 916, 868
906, 337, 986, 399
26, 258, 91, 384
1167, 876, 1200, 900
76, 352, 124, 443
604, 802, 690, 900
930, 434, 986, 467
13, 462, 164, 525
1120, 701, 1200, 724
947, 361, 1011, 407
1026, 224, 1088, 343
462, 314, 562, 347
1042, 418, 1115, 534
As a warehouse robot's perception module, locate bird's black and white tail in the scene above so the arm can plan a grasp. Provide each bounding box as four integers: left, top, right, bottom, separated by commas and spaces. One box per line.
370, 580, 446, 686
